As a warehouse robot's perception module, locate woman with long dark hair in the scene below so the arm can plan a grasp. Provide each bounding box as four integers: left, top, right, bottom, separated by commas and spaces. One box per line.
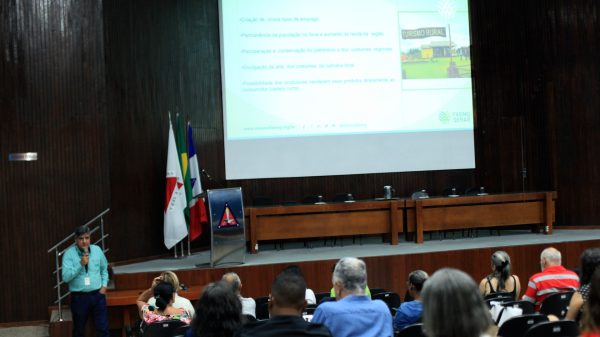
566, 248, 600, 321
136, 278, 191, 324
580, 268, 600, 337
478, 250, 521, 299
185, 281, 242, 337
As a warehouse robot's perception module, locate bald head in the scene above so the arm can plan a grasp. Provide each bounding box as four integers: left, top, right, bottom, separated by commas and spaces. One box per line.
541, 247, 562, 270
222, 272, 242, 294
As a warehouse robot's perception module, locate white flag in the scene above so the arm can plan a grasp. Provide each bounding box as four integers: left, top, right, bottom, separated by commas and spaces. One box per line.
164, 120, 188, 249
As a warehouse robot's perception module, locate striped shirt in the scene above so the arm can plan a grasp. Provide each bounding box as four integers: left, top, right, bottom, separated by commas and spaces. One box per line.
522, 265, 579, 310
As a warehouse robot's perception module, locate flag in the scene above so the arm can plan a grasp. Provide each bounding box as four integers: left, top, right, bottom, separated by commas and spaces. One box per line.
187, 122, 208, 240
175, 114, 192, 229
164, 118, 188, 249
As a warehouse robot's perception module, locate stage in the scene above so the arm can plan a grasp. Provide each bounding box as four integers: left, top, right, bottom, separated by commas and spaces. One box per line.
113, 229, 600, 275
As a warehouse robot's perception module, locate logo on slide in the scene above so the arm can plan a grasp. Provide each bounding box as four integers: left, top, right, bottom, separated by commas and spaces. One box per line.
439, 111, 451, 123
218, 203, 240, 228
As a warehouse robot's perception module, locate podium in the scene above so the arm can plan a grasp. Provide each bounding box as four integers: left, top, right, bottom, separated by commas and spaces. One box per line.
207, 187, 246, 267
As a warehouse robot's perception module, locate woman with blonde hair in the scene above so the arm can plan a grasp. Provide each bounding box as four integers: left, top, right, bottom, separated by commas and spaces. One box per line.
148, 271, 195, 317
479, 250, 521, 299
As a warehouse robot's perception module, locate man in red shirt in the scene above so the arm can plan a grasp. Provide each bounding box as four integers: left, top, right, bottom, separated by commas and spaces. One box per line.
522, 247, 580, 310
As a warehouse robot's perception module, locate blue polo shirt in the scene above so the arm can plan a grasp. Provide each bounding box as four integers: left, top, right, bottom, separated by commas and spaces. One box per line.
61, 244, 108, 292
312, 295, 393, 337
393, 300, 422, 331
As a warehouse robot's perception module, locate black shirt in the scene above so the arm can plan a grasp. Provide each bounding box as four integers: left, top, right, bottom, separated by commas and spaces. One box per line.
234, 315, 332, 337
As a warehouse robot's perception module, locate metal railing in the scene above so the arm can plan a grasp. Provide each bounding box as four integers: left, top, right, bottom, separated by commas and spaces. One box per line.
47, 208, 110, 321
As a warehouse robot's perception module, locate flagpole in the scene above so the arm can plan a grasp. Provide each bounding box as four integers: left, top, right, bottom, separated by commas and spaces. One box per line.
187, 233, 191, 256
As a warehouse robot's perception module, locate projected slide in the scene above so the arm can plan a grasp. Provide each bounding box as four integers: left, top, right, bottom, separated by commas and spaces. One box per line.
220, 0, 475, 179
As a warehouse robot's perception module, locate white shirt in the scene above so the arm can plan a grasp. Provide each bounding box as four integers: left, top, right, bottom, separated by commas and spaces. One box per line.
240, 295, 256, 317
306, 288, 317, 305
148, 293, 195, 318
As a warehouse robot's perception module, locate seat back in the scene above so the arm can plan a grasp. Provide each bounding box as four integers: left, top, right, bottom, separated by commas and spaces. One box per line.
317, 296, 336, 305
372, 292, 401, 315
485, 295, 515, 308
539, 291, 575, 319
254, 296, 270, 320
140, 320, 188, 337
485, 291, 514, 301
303, 304, 318, 315
315, 292, 331, 304
395, 323, 425, 337
502, 300, 535, 315
369, 288, 387, 296
523, 320, 579, 337
497, 314, 547, 337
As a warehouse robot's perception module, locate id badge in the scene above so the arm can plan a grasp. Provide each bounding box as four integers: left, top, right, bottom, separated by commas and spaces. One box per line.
84, 276, 91, 286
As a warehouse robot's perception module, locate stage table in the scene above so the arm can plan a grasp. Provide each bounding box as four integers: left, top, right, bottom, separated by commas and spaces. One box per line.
405, 191, 557, 243
245, 191, 556, 252
246, 200, 404, 254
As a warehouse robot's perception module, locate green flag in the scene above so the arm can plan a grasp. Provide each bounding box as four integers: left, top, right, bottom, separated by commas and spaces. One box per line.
175, 113, 193, 227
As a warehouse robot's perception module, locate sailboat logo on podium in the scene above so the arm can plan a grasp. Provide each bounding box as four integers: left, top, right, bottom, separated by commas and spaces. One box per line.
218, 202, 240, 228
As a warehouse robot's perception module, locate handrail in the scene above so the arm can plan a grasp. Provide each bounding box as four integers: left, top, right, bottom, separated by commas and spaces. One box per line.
47, 208, 110, 322
47, 208, 110, 252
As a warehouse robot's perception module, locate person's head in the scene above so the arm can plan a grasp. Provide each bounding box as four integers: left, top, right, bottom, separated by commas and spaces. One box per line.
580, 248, 600, 285
73, 225, 91, 251
490, 250, 512, 288
192, 281, 242, 337
282, 265, 305, 278
540, 247, 562, 271
222, 272, 242, 294
153, 282, 175, 311
160, 271, 182, 292
422, 268, 492, 337
407, 270, 428, 299
332, 257, 368, 299
269, 272, 307, 316
582, 268, 600, 332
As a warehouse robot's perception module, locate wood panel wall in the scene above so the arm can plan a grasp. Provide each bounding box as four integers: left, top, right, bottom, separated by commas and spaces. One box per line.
1, 0, 600, 323
0, 0, 108, 323
112, 239, 600, 311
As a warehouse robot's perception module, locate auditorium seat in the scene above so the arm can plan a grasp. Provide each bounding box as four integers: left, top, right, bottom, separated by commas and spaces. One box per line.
539, 291, 575, 319
254, 296, 270, 320
395, 323, 425, 337
523, 320, 579, 337
372, 291, 401, 315
139, 320, 188, 337
497, 313, 547, 337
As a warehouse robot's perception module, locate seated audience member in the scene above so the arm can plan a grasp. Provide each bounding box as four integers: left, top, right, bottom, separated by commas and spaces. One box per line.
479, 250, 521, 299
422, 268, 493, 337
522, 247, 580, 310
136, 278, 191, 324
222, 272, 257, 318
312, 257, 393, 337
282, 265, 317, 305
566, 248, 600, 321
186, 281, 242, 337
328, 264, 372, 299
393, 270, 428, 331
147, 271, 195, 317
235, 272, 332, 337
580, 268, 600, 337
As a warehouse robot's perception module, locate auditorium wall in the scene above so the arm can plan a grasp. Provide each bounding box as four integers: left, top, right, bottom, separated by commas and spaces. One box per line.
0, 0, 599, 323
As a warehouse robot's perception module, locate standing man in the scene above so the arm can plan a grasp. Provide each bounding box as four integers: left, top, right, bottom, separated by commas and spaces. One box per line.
522, 247, 579, 311
61, 225, 109, 337
312, 257, 393, 337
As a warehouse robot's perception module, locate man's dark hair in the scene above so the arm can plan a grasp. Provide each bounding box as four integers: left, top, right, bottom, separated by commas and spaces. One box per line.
282, 265, 305, 278
271, 272, 306, 308
74, 225, 90, 237
408, 270, 429, 292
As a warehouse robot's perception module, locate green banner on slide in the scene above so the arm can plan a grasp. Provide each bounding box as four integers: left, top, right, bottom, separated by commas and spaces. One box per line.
401, 27, 447, 39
